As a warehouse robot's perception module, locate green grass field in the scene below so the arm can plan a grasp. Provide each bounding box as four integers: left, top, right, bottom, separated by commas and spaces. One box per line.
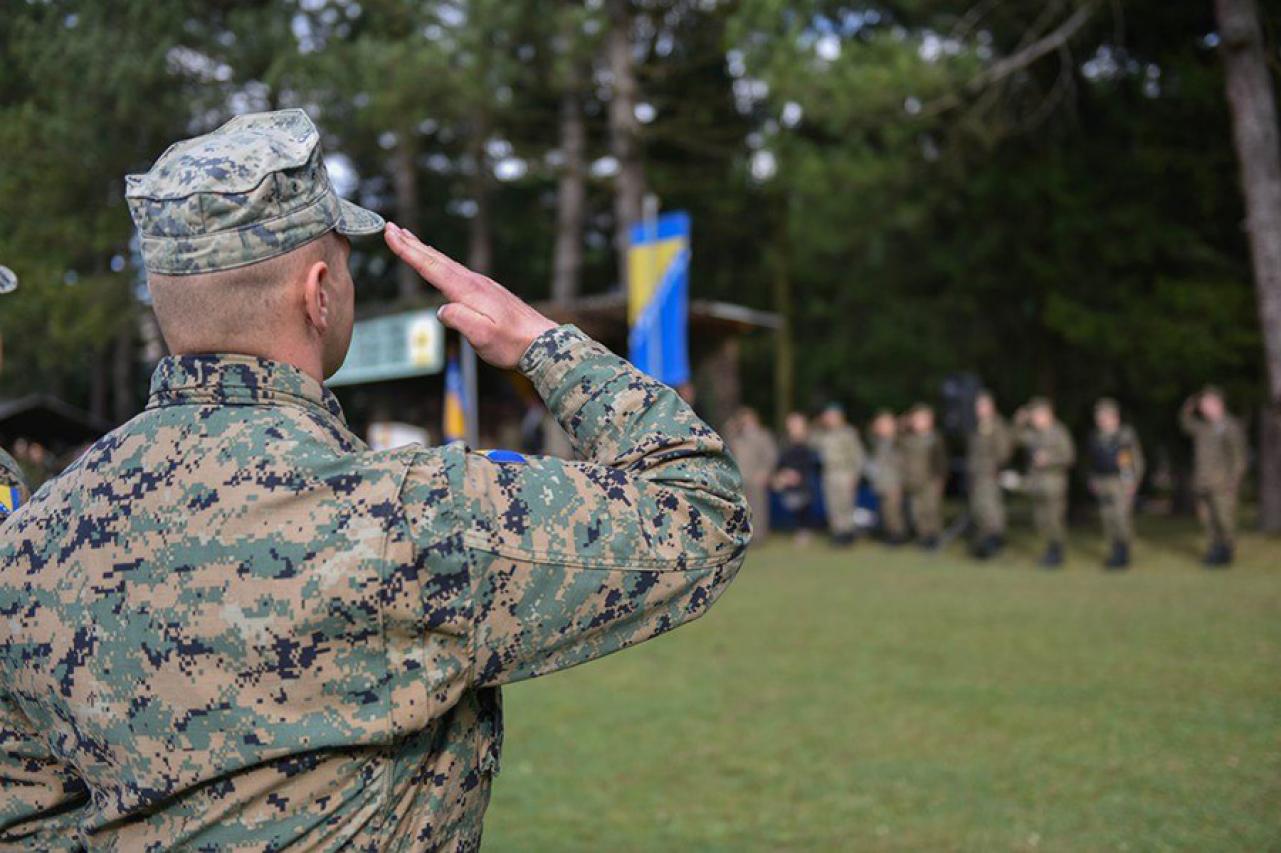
482, 520, 1280, 852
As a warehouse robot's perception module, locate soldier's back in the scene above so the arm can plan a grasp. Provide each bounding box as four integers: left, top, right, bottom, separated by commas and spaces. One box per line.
0, 355, 487, 849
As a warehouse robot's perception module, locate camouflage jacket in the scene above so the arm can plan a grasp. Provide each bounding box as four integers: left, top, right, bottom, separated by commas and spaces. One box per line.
1180, 409, 1248, 491
0, 449, 28, 518
810, 425, 864, 477
898, 431, 947, 490
966, 416, 1013, 479
1087, 425, 1145, 485
0, 325, 749, 851
866, 436, 902, 492
1017, 422, 1076, 490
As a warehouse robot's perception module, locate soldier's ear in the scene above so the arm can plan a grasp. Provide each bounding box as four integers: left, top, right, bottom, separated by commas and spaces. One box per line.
302, 259, 332, 335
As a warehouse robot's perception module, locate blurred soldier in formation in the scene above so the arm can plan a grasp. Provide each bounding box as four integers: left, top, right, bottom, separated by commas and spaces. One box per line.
0, 111, 749, 848
727, 406, 778, 539
773, 411, 822, 546
1087, 398, 1145, 570
900, 403, 948, 549
867, 409, 907, 544
1016, 397, 1076, 568
1180, 386, 1248, 567
811, 403, 865, 546
966, 391, 1013, 559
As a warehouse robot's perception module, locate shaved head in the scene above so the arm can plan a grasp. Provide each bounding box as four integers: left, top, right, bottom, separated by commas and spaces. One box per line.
149, 232, 354, 378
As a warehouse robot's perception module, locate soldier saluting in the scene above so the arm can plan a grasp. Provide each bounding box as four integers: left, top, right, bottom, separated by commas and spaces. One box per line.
1087, 398, 1144, 570
0, 111, 749, 849
1180, 386, 1248, 567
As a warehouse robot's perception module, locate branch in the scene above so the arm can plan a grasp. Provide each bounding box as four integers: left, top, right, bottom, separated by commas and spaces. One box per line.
965, 1, 1098, 94
920, 1, 1098, 120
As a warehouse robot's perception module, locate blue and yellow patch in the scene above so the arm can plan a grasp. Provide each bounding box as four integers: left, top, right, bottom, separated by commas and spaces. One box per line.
0, 484, 21, 517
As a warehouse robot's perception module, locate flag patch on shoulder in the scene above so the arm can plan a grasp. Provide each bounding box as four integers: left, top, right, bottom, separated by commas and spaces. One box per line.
0, 485, 21, 516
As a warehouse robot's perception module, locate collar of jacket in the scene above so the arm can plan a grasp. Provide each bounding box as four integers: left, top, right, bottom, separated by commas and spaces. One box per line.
146, 353, 347, 423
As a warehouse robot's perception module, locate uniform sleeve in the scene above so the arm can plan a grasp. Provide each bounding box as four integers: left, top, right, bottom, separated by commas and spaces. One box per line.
1128, 428, 1146, 484
1037, 426, 1075, 469
851, 430, 866, 477
425, 326, 750, 688
930, 437, 948, 481
1058, 427, 1077, 468
1229, 420, 1249, 484
0, 693, 88, 847
995, 420, 1014, 466
1179, 401, 1199, 436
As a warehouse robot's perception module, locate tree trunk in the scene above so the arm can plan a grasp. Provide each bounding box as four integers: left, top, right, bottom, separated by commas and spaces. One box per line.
467, 133, 493, 275
552, 71, 587, 303
606, 0, 644, 290
391, 134, 421, 302
1214, 0, 1281, 532
772, 193, 794, 430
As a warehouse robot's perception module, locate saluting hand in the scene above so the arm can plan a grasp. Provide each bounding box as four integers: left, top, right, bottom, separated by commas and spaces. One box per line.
385, 222, 558, 370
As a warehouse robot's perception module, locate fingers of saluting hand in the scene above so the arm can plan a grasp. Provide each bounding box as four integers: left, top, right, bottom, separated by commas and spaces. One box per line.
385, 222, 483, 306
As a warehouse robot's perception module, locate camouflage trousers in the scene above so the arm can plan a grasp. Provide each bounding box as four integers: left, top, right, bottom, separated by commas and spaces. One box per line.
1195, 487, 1238, 548
822, 471, 858, 537
908, 481, 944, 539
1029, 481, 1068, 545
876, 485, 906, 540
968, 474, 1005, 538
1092, 476, 1135, 545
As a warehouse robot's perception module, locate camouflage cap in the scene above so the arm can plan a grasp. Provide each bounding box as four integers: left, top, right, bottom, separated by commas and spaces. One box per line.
0, 265, 16, 294
1095, 396, 1120, 414
125, 109, 384, 275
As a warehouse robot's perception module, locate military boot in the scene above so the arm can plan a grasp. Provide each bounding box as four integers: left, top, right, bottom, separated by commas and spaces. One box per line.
1038, 542, 1064, 569
1203, 542, 1229, 569
1104, 541, 1130, 570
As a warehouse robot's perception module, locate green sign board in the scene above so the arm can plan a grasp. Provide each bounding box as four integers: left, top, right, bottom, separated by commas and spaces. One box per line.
326, 309, 445, 387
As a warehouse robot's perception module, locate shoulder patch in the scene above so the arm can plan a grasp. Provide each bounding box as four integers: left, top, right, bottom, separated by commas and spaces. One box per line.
0, 484, 21, 516
483, 449, 527, 464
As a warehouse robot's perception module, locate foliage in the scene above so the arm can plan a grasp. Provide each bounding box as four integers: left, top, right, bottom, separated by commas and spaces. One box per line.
0, 0, 1276, 467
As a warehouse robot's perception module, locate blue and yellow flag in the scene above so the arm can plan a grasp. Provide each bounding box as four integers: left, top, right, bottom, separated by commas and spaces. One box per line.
628, 211, 691, 387
442, 355, 467, 444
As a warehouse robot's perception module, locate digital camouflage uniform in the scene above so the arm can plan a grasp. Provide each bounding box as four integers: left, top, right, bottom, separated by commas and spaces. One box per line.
811, 424, 864, 542
1018, 420, 1076, 549
899, 430, 947, 541
867, 434, 905, 541
1087, 424, 1145, 549
0, 110, 750, 850
1180, 405, 1248, 555
0, 448, 29, 519
966, 415, 1013, 541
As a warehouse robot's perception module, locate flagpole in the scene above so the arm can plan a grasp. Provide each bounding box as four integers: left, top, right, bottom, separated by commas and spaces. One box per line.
461, 338, 479, 448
